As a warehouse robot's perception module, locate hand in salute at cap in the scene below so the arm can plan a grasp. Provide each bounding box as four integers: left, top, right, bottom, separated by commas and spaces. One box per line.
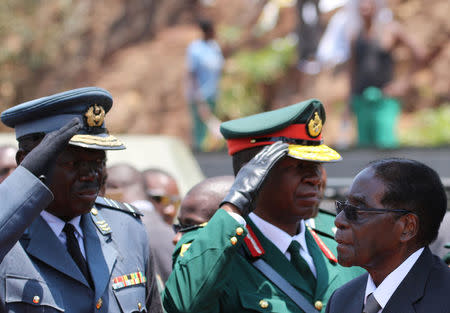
221, 141, 289, 216
19, 117, 82, 182
0, 118, 81, 262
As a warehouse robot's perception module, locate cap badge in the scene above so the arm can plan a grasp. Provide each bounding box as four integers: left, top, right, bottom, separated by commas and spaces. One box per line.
307, 112, 322, 138
85, 104, 105, 127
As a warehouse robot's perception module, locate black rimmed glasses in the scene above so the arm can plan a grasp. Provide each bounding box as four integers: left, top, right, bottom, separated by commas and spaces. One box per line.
335, 200, 412, 222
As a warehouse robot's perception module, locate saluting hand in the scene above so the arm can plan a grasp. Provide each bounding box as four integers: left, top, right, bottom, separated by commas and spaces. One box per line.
21, 118, 82, 180
221, 141, 288, 216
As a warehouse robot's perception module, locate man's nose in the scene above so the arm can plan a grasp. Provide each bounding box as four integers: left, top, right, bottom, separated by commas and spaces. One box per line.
303, 173, 321, 185
335, 210, 350, 229
164, 204, 177, 219
79, 161, 100, 181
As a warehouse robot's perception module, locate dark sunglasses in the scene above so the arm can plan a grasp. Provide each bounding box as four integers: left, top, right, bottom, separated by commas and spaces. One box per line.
172, 222, 206, 234
147, 192, 181, 207
335, 200, 412, 222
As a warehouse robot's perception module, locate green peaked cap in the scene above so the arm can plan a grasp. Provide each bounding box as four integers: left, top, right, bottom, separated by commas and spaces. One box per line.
219, 98, 342, 162
220, 99, 325, 139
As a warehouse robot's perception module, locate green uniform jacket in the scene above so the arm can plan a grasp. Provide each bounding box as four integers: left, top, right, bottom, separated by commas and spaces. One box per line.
163, 209, 365, 313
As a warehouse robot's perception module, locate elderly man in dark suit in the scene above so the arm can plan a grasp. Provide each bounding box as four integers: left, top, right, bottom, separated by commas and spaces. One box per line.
326, 158, 450, 313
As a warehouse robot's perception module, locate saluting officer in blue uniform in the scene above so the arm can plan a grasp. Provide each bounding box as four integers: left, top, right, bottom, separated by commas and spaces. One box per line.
0, 118, 81, 262
0, 87, 162, 312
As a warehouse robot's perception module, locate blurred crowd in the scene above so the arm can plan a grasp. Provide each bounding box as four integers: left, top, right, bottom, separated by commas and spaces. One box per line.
0, 0, 449, 312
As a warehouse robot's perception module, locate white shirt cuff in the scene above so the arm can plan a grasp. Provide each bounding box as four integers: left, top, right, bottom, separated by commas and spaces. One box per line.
227, 211, 246, 226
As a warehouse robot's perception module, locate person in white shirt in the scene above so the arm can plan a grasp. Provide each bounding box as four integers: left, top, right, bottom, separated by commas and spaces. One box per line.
326, 158, 450, 313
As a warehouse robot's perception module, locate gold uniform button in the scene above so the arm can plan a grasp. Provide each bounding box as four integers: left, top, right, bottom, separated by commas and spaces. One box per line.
91, 208, 98, 216
138, 302, 142, 310
259, 299, 269, 309
230, 236, 238, 245
315, 300, 323, 310
32, 296, 40, 304
236, 227, 244, 236
96, 298, 103, 309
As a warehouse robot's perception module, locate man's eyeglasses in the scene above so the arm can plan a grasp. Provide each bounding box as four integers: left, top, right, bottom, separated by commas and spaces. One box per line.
172, 222, 207, 234
147, 192, 181, 208
335, 200, 412, 222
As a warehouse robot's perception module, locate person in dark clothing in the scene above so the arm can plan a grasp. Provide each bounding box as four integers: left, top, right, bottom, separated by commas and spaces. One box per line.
348, 0, 425, 148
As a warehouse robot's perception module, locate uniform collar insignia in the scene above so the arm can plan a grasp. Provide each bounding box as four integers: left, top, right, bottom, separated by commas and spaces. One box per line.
244, 224, 265, 258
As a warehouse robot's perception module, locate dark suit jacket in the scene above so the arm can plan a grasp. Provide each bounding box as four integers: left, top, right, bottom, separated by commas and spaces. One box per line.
326, 247, 450, 313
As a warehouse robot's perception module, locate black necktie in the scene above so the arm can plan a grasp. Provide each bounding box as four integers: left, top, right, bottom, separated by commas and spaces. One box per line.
63, 223, 94, 288
363, 293, 381, 313
287, 240, 316, 291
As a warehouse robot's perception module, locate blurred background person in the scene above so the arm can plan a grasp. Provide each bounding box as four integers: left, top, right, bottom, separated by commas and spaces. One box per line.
347, 0, 426, 148
186, 19, 224, 152
430, 211, 450, 265
143, 168, 181, 225
172, 175, 234, 246
0, 145, 17, 183
296, 0, 322, 75
105, 163, 174, 284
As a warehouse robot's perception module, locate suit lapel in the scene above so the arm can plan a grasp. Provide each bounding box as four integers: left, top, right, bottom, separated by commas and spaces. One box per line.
383, 247, 432, 313
82, 214, 118, 300
25, 216, 89, 287
246, 218, 315, 298
347, 274, 367, 312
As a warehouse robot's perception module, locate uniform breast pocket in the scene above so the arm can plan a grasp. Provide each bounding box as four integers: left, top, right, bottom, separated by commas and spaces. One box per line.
5, 276, 64, 312
113, 285, 147, 313
239, 291, 289, 313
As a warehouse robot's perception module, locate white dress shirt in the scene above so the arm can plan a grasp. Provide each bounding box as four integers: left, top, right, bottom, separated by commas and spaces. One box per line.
364, 247, 424, 313
40, 210, 86, 259
248, 212, 317, 277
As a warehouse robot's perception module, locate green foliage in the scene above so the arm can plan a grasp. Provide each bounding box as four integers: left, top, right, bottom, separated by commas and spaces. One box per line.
217, 25, 242, 45
0, 0, 80, 109
216, 34, 297, 120
399, 104, 450, 146
234, 35, 297, 83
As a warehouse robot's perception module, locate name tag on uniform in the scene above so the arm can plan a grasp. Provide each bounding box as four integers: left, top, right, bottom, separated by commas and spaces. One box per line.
112, 271, 147, 290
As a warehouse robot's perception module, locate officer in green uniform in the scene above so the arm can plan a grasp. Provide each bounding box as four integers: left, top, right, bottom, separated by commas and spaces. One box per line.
163, 99, 365, 312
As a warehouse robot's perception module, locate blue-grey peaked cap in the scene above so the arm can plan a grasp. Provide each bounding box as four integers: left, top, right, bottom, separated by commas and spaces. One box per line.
1, 87, 125, 150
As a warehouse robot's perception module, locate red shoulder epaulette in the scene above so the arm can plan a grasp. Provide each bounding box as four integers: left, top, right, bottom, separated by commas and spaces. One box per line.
307, 226, 337, 263
244, 224, 265, 257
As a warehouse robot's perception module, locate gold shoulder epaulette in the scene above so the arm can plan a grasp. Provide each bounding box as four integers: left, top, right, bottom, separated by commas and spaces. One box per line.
90, 206, 112, 236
